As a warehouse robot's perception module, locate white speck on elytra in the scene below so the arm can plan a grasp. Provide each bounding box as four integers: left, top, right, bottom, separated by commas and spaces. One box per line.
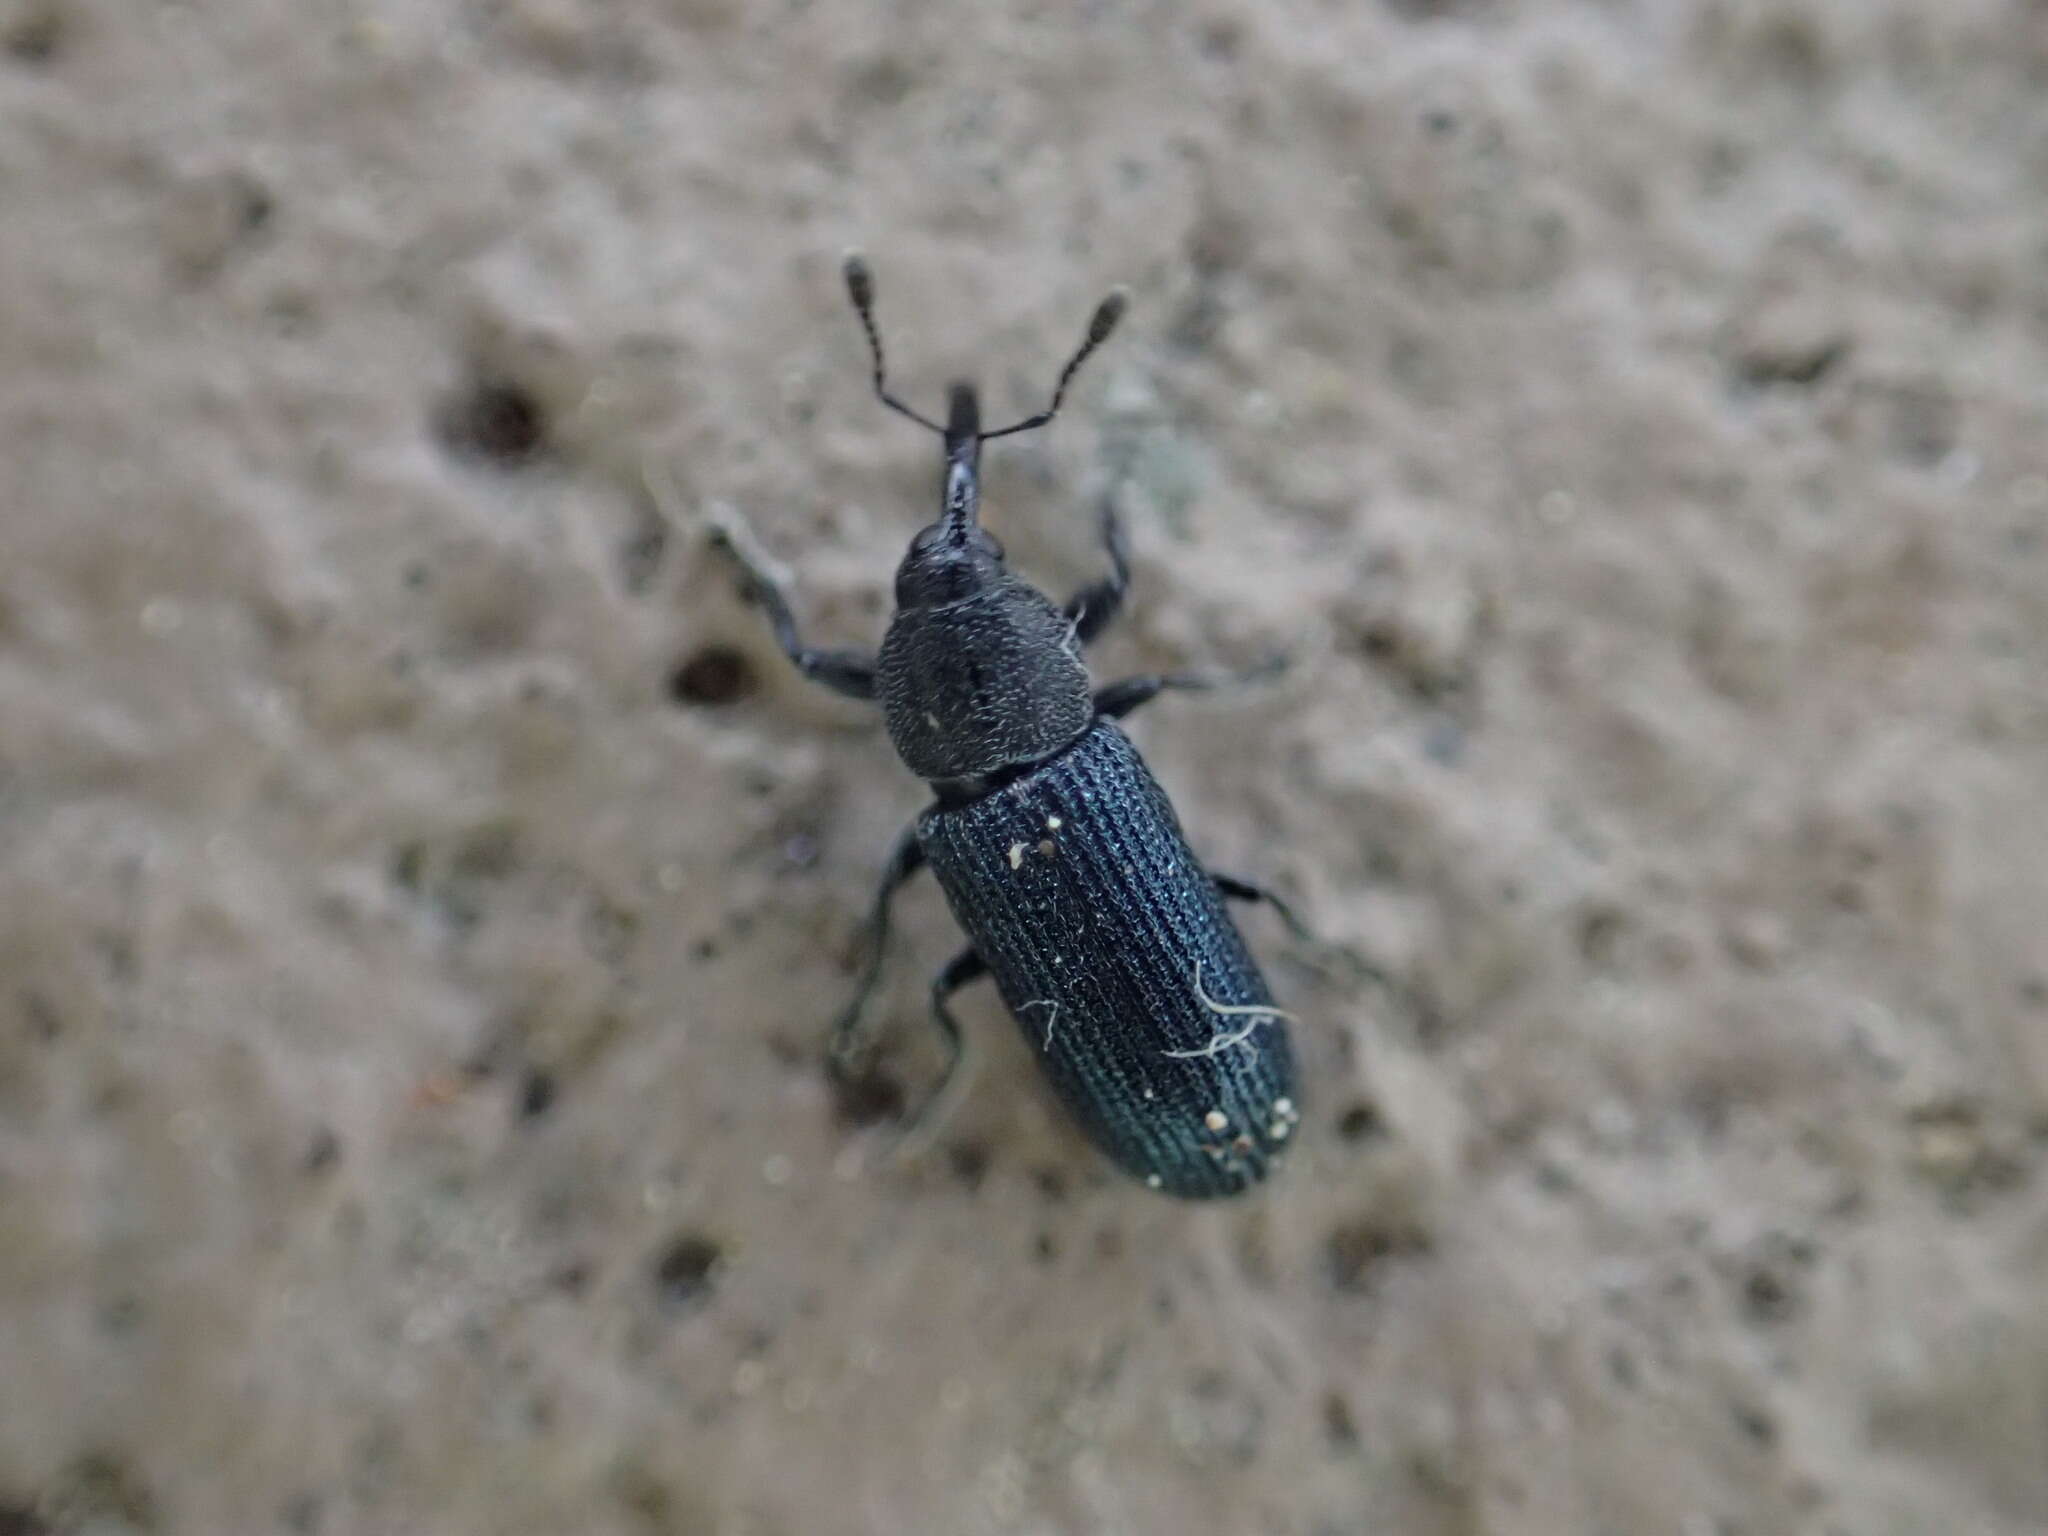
1008, 842, 1025, 870
1204, 1109, 1228, 1132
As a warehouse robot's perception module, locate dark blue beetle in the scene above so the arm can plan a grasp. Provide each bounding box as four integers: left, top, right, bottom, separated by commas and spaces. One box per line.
715, 257, 1306, 1196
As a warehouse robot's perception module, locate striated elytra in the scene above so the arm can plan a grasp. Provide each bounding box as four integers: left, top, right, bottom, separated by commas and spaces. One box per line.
713, 256, 1302, 1197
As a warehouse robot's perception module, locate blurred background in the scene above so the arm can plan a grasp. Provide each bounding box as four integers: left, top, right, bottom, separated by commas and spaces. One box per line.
3, 1, 2046, 1532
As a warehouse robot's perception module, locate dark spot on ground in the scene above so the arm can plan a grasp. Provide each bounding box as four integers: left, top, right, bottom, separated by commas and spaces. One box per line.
1733, 335, 1847, 389
1322, 1390, 1360, 1453
1577, 905, 1626, 968
3, 4, 63, 65
668, 644, 757, 706
41, 1452, 156, 1531
280, 1491, 322, 1533
1384, 0, 1490, 21
517, 1069, 557, 1121
1741, 1263, 1796, 1323
552, 1260, 592, 1297
302, 1125, 342, 1174
435, 374, 548, 465
1336, 1100, 1384, 1142
652, 1232, 723, 1311
829, 1063, 905, 1127
1731, 1399, 1778, 1446
1031, 1165, 1069, 1202
946, 1139, 990, 1191
1325, 1217, 1430, 1294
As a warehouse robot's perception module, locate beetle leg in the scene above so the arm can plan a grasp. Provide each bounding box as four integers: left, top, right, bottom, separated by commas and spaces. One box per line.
1211, 873, 1319, 946
706, 511, 878, 701
827, 825, 929, 1066
1093, 652, 1288, 721
1213, 871, 1407, 999
1062, 492, 1131, 647
891, 946, 988, 1160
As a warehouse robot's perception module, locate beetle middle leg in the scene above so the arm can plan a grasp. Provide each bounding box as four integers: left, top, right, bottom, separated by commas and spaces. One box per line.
827, 824, 929, 1067
1093, 653, 1288, 722
706, 508, 878, 701
891, 946, 988, 1159
1062, 492, 1131, 646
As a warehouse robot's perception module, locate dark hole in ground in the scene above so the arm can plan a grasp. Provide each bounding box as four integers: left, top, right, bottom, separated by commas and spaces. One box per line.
653, 1232, 722, 1310
829, 1063, 906, 1127
233, 177, 274, 234
3, 6, 62, 64
42, 1452, 154, 1530
1385, 0, 1488, 19
436, 375, 547, 465
668, 644, 756, 706
552, 1260, 592, 1297
517, 1069, 557, 1121
302, 1126, 342, 1174
1031, 1165, 1069, 1202
946, 1139, 990, 1190
1742, 1263, 1799, 1323
1733, 337, 1847, 389
1732, 1399, 1778, 1446
1325, 1217, 1430, 1294
1336, 1100, 1384, 1142
1322, 1391, 1360, 1452
0, 1502, 49, 1536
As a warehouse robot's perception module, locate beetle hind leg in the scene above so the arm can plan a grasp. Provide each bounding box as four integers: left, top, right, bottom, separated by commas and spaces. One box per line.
1211, 873, 1319, 946
890, 946, 988, 1161
827, 825, 929, 1068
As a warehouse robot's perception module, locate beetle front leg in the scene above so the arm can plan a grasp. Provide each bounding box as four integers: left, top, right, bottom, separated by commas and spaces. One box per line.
1062, 493, 1131, 647
707, 507, 878, 701
1093, 652, 1288, 722
827, 824, 929, 1066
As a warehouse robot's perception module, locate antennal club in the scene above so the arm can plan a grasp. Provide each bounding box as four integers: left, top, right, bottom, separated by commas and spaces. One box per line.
843, 253, 945, 435
980, 287, 1129, 441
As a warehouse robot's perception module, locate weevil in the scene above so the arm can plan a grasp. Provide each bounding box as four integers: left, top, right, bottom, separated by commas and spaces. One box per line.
713, 256, 1311, 1197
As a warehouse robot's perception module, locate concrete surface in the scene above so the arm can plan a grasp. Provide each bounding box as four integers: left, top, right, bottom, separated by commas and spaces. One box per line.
2, 1, 2046, 1532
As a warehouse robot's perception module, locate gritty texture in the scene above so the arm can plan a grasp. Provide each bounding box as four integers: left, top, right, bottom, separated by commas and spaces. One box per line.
918, 720, 1296, 1198
3, 2, 2048, 1533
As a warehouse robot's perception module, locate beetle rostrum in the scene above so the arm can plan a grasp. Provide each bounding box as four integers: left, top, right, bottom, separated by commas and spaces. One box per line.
713, 255, 1303, 1197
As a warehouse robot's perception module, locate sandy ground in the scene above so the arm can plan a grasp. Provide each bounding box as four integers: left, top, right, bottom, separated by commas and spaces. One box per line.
3, 1, 2047, 1532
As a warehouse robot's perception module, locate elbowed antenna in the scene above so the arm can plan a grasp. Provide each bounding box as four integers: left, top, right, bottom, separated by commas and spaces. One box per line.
840, 253, 1128, 443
